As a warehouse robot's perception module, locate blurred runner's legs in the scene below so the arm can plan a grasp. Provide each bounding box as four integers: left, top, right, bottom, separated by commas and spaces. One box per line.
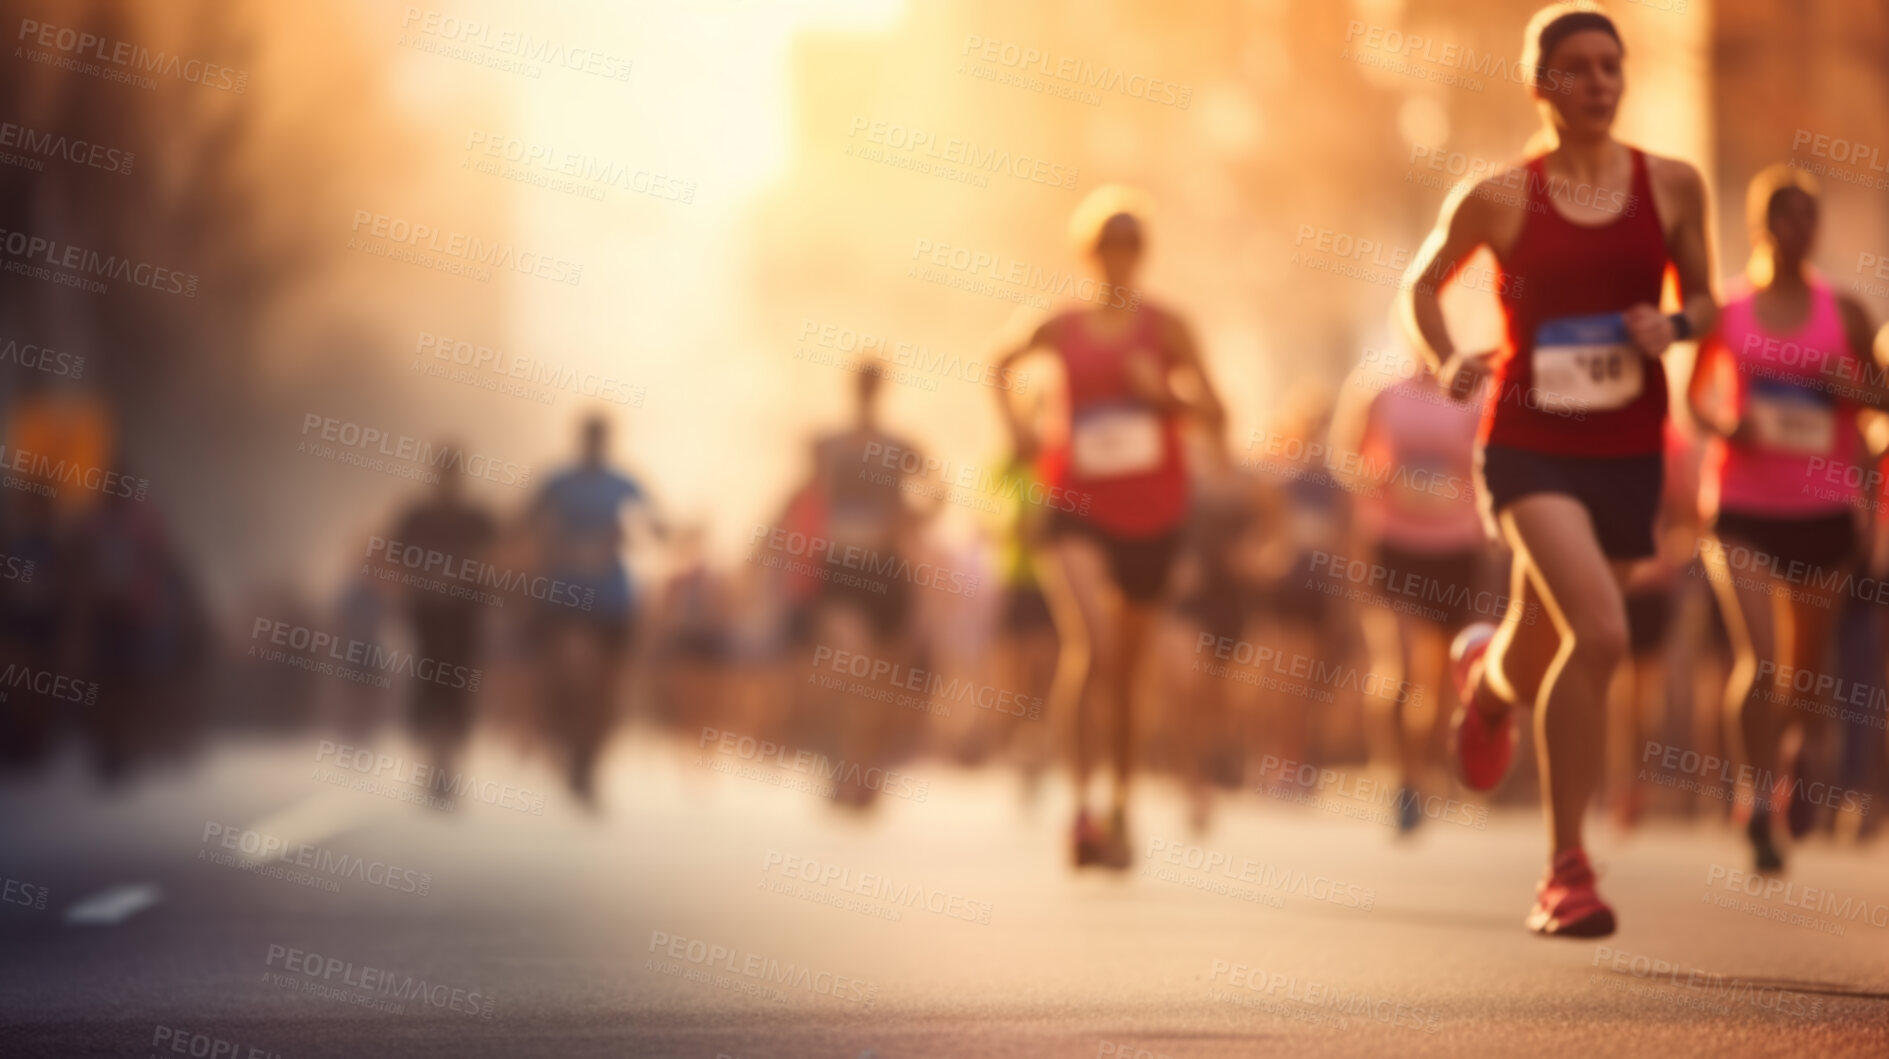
384, 457, 497, 791
803, 365, 932, 809
992, 188, 1227, 868
525, 414, 666, 807
1685, 165, 1889, 872
1403, 4, 1719, 936
1329, 353, 1483, 833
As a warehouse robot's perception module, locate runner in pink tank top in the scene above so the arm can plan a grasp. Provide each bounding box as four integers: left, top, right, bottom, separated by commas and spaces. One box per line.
992, 186, 1228, 870
1330, 354, 1486, 835
1702, 280, 1864, 522
1684, 164, 1889, 875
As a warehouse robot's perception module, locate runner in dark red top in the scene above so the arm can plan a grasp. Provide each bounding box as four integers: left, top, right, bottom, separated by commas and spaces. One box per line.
1401, 2, 1717, 937
993, 185, 1228, 868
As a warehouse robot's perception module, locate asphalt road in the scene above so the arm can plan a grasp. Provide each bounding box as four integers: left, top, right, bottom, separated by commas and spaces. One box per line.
2, 730, 1887, 1058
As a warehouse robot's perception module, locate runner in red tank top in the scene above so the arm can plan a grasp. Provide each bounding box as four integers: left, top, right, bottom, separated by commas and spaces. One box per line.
1401, 3, 1718, 938
993, 185, 1228, 868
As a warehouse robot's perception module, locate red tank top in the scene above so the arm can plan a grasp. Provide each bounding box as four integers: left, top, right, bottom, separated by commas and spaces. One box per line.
1482, 147, 1672, 456
1038, 304, 1188, 538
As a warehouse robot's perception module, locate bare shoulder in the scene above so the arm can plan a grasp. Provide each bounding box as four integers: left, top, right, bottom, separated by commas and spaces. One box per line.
1641, 151, 1706, 204
1835, 291, 1875, 340
1456, 160, 1537, 224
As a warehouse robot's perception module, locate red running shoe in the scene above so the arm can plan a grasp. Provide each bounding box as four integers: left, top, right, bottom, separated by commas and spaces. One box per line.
1526, 848, 1616, 937
1449, 623, 1515, 791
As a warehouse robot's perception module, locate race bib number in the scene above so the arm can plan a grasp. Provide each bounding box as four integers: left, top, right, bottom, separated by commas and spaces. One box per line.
1746, 379, 1836, 456
1532, 313, 1644, 413
1071, 403, 1163, 478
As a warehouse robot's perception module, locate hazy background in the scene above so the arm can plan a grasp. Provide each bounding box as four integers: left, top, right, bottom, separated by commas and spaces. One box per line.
1, 0, 1884, 611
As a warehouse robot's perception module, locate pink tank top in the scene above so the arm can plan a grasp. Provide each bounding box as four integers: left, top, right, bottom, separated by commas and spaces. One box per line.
1707, 280, 1862, 518
1037, 304, 1188, 538
1358, 376, 1485, 554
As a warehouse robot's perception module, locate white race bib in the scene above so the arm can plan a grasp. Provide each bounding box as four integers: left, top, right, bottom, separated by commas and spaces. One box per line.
1747, 380, 1836, 456
1071, 403, 1163, 478
1532, 313, 1644, 413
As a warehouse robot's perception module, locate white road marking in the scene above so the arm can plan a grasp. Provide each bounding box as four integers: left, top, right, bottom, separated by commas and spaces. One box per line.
64, 883, 162, 925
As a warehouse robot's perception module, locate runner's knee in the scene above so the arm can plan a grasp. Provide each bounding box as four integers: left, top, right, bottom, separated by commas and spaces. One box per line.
1565, 607, 1629, 670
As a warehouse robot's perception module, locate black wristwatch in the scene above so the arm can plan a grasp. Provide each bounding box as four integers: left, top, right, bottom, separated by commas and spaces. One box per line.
1668, 312, 1694, 341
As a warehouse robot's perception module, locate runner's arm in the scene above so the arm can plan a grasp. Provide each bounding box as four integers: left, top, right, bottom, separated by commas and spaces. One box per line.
1324, 367, 1381, 494
1684, 334, 1736, 439
1627, 159, 1717, 357
1160, 313, 1229, 458
1825, 296, 1889, 412
1401, 180, 1499, 398
991, 317, 1057, 461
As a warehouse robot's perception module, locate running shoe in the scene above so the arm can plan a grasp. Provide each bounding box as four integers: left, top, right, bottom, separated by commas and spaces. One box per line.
1097, 806, 1134, 870
1072, 809, 1108, 868
1526, 848, 1616, 938
1784, 745, 1817, 840
1394, 785, 1422, 835
1448, 623, 1515, 791
1748, 808, 1784, 874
